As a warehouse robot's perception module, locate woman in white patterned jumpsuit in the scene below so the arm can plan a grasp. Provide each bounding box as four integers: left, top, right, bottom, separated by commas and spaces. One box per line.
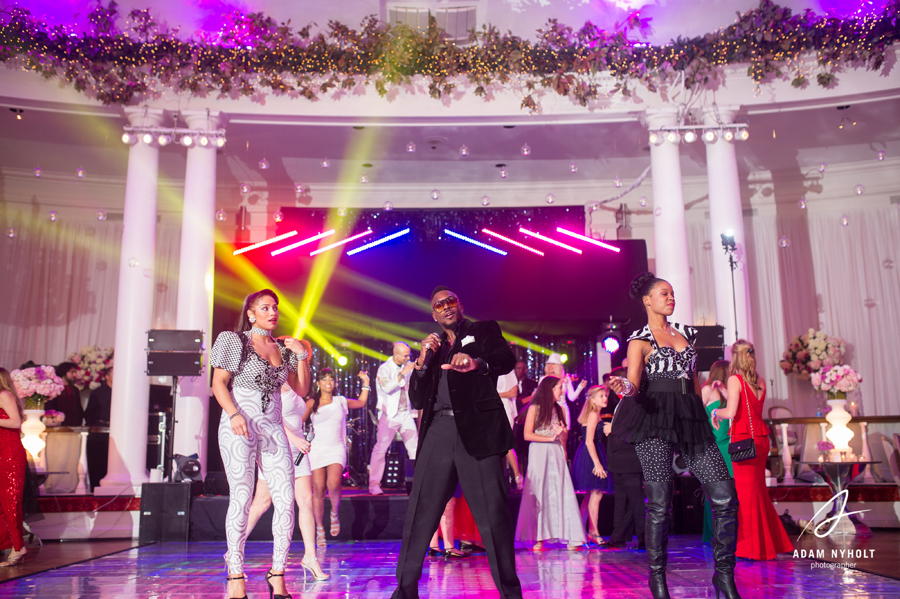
210, 289, 310, 599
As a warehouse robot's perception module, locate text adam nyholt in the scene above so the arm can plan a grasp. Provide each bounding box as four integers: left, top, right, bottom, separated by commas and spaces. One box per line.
794, 549, 875, 559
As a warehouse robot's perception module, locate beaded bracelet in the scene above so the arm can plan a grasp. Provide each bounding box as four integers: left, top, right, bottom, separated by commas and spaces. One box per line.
361, 386, 371, 391
229, 412, 242, 420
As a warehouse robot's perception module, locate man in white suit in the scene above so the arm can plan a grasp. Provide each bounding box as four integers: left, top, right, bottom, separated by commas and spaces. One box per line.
369, 342, 418, 495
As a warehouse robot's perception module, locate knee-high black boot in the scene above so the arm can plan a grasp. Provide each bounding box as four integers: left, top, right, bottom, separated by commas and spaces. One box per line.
704, 479, 742, 599
643, 481, 674, 599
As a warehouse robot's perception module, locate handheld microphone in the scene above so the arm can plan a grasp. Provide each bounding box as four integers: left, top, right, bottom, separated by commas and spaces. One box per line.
420, 331, 440, 370
294, 428, 316, 466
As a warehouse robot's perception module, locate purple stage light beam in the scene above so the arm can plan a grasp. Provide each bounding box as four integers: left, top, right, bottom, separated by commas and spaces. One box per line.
347, 228, 411, 256
444, 229, 507, 256
555, 227, 621, 253
518, 227, 582, 255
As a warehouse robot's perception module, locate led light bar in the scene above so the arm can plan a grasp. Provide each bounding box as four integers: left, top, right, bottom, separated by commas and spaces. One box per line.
518, 227, 582, 255
310, 229, 373, 257
233, 231, 299, 255
444, 229, 507, 256
555, 227, 621, 253
270, 230, 335, 256
347, 228, 411, 256
481, 228, 544, 256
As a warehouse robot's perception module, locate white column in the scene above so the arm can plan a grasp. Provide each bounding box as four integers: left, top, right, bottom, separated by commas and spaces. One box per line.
98, 107, 164, 495
173, 111, 222, 476
76, 430, 89, 494
646, 109, 693, 325
779, 423, 796, 484
703, 107, 752, 345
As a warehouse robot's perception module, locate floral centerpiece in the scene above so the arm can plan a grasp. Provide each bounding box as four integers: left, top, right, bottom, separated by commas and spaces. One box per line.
10, 365, 65, 409
779, 329, 846, 380
41, 410, 65, 427
811, 365, 862, 399
67, 345, 114, 390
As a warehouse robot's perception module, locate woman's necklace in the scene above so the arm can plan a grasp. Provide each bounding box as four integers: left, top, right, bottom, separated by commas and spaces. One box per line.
649, 323, 676, 337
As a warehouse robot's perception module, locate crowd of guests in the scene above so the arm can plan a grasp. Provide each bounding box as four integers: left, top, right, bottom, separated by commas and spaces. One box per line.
0, 276, 795, 594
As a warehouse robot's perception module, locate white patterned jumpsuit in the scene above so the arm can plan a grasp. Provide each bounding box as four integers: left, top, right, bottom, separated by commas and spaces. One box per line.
210, 331, 298, 574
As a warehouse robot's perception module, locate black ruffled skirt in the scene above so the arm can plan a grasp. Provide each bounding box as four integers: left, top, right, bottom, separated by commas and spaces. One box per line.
622, 378, 716, 457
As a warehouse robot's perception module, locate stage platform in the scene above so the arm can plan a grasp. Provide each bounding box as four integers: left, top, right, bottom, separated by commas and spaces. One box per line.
3, 533, 900, 598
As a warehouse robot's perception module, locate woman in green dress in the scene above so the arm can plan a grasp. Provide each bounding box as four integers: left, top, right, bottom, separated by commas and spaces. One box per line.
702, 361, 733, 544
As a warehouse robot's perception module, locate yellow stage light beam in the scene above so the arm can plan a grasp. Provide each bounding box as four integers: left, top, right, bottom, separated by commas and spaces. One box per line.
295, 127, 382, 338
317, 329, 390, 362
332, 269, 432, 313
302, 322, 342, 362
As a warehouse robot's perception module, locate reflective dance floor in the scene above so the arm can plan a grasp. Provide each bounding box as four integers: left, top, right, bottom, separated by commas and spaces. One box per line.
2, 536, 900, 598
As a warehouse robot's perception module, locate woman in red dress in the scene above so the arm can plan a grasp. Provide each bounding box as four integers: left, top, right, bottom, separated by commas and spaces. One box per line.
712, 340, 793, 560
0, 368, 28, 567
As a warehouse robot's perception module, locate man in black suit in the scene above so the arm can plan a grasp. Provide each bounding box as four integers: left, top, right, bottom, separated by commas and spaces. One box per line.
603, 368, 646, 549
392, 286, 522, 599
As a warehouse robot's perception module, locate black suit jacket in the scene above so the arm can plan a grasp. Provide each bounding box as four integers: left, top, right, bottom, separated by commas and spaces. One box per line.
606, 394, 643, 474
409, 319, 516, 458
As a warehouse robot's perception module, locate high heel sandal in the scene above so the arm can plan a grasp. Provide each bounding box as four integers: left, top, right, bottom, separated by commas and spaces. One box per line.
266, 570, 293, 599
226, 574, 248, 599
329, 510, 340, 536
0, 548, 27, 567
300, 555, 329, 581
316, 525, 327, 548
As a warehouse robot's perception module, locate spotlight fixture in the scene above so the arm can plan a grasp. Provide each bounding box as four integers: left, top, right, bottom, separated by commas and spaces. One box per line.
600, 322, 624, 354
216, 136, 227, 148
665, 131, 680, 144
723, 129, 735, 142
702, 130, 718, 143
337, 356, 349, 366
720, 229, 736, 250
121, 132, 136, 145
181, 134, 194, 147
157, 134, 172, 146
737, 129, 749, 141
683, 130, 698, 143
199, 134, 210, 147
141, 132, 154, 145
648, 132, 664, 146
9, 108, 24, 120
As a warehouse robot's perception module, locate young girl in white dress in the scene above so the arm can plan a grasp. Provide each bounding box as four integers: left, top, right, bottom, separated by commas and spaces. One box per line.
515, 375, 586, 550
304, 368, 370, 547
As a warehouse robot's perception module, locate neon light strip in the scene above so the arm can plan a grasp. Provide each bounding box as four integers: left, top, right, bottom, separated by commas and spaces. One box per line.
444, 229, 507, 256
347, 228, 411, 256
271, 230, 335, 256
556, 227, 621, 253
309, 229, 373, 257
233, 231, 299, 255
518, 227, 583, 254
481, 228, 544, 256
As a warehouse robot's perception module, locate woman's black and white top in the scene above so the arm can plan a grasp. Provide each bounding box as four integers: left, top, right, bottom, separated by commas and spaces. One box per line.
210, 331, 299, 413
627, 323, 698, 380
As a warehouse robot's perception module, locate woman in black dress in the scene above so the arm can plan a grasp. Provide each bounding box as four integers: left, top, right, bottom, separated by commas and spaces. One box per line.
609, 272, 741, 599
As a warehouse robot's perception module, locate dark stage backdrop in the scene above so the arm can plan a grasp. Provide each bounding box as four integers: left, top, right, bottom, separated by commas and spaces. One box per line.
215, 238, 648, 337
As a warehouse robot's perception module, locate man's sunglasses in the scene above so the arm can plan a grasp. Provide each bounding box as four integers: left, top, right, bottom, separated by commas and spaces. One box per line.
432, 296, 459, 311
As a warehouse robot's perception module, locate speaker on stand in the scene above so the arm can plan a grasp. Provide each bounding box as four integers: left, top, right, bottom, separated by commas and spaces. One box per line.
146, 330, 204, 482
694, 325, 726, 372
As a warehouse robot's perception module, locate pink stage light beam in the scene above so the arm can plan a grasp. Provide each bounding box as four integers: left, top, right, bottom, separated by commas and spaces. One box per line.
481, 228, 544, 256
309, 229, 373, 257
556, 227, 621, 253
518, 227, 583, 255
270, 230, 336, 256
233, 231, 299, 255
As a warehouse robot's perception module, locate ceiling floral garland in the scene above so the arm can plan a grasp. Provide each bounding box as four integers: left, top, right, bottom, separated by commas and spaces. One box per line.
0, 0, 897, 109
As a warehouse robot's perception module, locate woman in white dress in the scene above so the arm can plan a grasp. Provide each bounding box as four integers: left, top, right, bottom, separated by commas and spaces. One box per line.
304, 368, 370, 547
515, 375, 586, 550
243, 353, 329, 581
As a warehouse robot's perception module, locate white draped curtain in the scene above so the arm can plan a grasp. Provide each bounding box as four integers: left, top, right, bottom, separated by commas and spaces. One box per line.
0, 216, 181, 370
689, 205, 900, 417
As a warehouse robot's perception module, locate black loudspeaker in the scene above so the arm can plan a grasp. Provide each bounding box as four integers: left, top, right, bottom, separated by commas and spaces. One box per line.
694, 325, 726, 371
204, 472, 230, 495
146, 330, 203, 377
139, 482, 202, 543
672, 475, 704, 535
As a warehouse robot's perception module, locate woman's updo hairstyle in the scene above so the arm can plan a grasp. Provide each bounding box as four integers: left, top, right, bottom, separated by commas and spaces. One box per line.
629, 271, 665, 300
236, 288, 279, 333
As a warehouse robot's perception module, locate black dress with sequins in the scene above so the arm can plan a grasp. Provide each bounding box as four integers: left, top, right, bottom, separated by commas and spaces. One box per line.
620, 324, 716, 457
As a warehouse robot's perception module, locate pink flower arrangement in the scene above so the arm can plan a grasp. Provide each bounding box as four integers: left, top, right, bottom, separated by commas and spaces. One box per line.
41, 410, 65, 427
780, 328, 846, 380
817, 441, 834, 452
10, 366, 65, 409
811, 364, 862, 395
67, 345, 114, 390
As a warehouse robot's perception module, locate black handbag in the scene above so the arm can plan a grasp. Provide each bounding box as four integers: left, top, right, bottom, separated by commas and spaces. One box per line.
727, 377, 757, 463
